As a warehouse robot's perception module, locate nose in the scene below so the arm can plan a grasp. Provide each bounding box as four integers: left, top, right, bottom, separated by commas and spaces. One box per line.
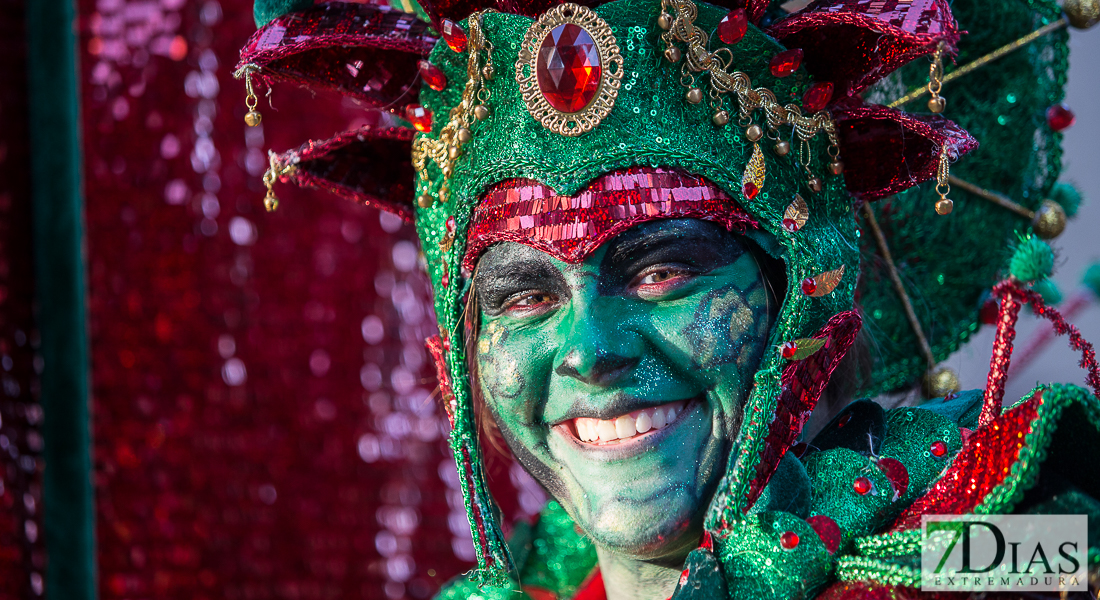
555, 350, 639, 387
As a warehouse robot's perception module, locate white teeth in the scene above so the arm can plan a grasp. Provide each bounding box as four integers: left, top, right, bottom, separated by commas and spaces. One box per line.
614, 415, 636, 439
596, 420, 618, 442
571, 401, 686, 444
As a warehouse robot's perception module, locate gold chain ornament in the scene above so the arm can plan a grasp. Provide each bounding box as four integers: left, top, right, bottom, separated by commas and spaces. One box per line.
411, 10, 495, 209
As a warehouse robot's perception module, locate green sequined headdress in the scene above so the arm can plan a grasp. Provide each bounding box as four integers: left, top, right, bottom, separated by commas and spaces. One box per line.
236, 0, 1090, 587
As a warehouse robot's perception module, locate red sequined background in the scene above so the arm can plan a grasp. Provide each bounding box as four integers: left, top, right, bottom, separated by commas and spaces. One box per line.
77, 1, 542, 599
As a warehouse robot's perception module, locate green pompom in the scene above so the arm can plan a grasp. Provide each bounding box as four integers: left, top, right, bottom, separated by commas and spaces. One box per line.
1083, 262, 1100, 298
1009, 236, 1055, 283
1032, 278, 1062, 305
254, 0, 313, 27
1050, 182, 1083, 218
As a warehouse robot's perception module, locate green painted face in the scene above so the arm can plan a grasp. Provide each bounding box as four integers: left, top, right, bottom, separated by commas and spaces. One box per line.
473, 219, 774, 561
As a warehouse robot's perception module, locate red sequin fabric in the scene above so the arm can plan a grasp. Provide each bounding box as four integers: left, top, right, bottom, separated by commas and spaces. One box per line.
743, 311, 862, 511
463, 167, 758, 270
77, 1, 538, 598
768, 0, 959, 97
238, 2, 437, 112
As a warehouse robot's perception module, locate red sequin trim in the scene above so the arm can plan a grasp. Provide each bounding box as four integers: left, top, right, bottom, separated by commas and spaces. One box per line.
743, 310, 863, 510
426, 335, 457, 426
463, 167, 758, 270
460, 445, 494, 569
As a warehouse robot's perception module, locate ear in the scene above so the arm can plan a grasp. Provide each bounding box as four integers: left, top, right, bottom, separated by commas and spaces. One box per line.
270, 119, 418, 220
238, 2, 437, 113
768, 0, 959, 97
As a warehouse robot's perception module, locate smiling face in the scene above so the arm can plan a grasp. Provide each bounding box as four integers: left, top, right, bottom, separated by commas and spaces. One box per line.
472, 219, 774, 562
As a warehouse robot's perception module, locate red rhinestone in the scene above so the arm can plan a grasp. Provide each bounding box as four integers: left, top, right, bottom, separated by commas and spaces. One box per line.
537, 23, 602, 113
781, 341, 797, 359
445, 216, 456, 234
853, 476, 872, 495
769, 48, 803, 78
930, 440, 948, 457
779, 531, 800, 550
837, 413, 851, 428
418, 60, 447, 92
802, 82, 833, 112
1046, 103, 1075, 132
742, 181, 759, 199
806, 515, 841, 553
876, 457, 909, 499
717, 9, 747, 45
782, 218, 799, 233
441, 19, 468, 53
980, 298, 999, 325
800, 277, 817, 295
406, 104, 432, 132
441, 266, 449, 288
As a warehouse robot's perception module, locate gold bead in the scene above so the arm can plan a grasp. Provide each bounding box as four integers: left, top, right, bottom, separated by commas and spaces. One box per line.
828, 160, 844, 176
685, 88, 703, 104
447, 145, 461, 160
264, 190, 279, 212
657, 12, 673, 30
808, 177, 823, 193
664, 46, 682, 63
935, 198, 954, 215
927, 96, 946, 114
711, 110, 730, 126
774, 140, 790, 156
481, 65, 495, 80
245, 111, 262, 127
745, 124, 763, 142
417, 194, 434, 208
1032, 199, 1067, 239
922, 367, 960, 399
1064, 0, 1099, 28
473, 105, 490, 121
457, 128, 473, 143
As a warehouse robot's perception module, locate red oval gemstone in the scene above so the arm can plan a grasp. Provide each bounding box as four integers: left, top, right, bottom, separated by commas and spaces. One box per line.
930, 440, 947, 457
802, 81, 833, 112
445, 216, 456, 234
406, 104, 432, 132
876, 457, 909, 499
779, 531, 800, 550
837, 413, 852, 428
441, 19, 468, 53
1046, 103, 1075, 132
537, 23, 602, 113
781, 341, 797, 359
853, 476, 872, 495
418, 60, 447, 92
782, 217, 799, 232
717, 9, 747, 45
742, 181, 759, 199
806, 515, 841, 554
770, 48, 803, 78
800, 277, 816, 295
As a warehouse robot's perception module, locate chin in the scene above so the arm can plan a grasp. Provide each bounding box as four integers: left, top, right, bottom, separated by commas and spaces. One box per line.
583, 493, 705, 561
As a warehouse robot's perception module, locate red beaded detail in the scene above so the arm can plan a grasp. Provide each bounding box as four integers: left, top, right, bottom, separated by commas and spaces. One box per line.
742, 181, 759, 200
930, 440, 947, 457
441, 19, 468, 52
537, 23, 602, 113
875, 457, 909, 499
802, 82, 834, 113
418, 59, 447, 92
800, 277, 817, 296
717, 9, 748, 45
769, 48, 803, 78
979, 297, 998, 325
464, 167, 758, 270
780, 531, 800, 550
1046, 103, 1075, 132
806, 515, 841, 554
853, 476, 872, 495
781, 341, 798, 359
426, 336, 456, 426
406, 104, 432, 132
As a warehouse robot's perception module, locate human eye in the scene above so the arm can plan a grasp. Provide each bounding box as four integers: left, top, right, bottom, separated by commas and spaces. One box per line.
630, 265, 694, 299
500, 290, 559, 316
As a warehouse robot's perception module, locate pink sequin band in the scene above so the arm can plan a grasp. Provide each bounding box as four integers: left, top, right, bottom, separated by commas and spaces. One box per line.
463, 167, 758, 270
